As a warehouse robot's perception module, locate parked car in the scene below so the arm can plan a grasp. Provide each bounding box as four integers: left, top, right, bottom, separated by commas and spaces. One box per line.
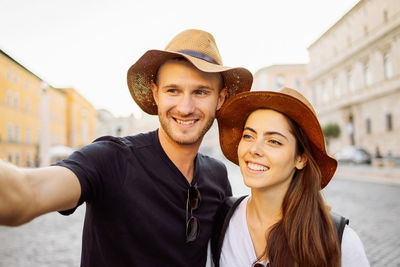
334, 146, 372, 164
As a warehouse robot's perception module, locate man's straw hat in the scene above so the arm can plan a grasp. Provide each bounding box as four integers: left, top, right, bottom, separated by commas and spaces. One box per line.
127, 29, 253, 115
217, 88, 337, 189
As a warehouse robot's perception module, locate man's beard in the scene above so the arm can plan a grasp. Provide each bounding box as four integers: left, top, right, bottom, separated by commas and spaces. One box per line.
158, 111, 215, 146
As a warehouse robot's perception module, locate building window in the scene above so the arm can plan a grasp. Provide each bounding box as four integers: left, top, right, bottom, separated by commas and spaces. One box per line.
14, 73, 19, 84
347, 69, 355, 92
8, 152, 13, 163
15, 125, 20, 142
386, 114, 393, 131
384, 53, 393, 79
15, 152, 20, 166
275, 75, 285, 90
7, 123, 13, 142
7, 90, 12, 106
321, 81, 329, 103
26, 152, 31, 167
26, 127, 32, 144
366, 118, 371, 134
7, 69, 12, 80
25, 98, 31, 112
14, 92, 20, 109
364, 62, 372, 86
333, 76, 340, 98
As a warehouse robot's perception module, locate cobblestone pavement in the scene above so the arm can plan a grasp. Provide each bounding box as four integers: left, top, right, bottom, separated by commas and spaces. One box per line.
324, 176, 400, 267
0, 163, 399, 267
0, 207, 84, 267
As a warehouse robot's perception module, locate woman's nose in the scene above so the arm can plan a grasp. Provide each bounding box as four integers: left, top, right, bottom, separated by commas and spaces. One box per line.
249, 139, 264, 157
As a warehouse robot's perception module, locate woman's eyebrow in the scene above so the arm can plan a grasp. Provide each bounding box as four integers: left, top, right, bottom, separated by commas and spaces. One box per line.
263, 131, 288, 141
244, 127, 288, 141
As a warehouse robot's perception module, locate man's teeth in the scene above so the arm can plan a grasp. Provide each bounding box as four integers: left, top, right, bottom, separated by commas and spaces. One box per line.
247, 162, 268, 171
176, 119, 196, 125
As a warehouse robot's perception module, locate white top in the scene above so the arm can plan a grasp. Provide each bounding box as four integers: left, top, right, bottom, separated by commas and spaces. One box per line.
219, 196, 370, 267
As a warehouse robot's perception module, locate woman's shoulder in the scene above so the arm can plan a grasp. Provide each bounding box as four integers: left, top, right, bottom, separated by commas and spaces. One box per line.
341, 225, 370, 267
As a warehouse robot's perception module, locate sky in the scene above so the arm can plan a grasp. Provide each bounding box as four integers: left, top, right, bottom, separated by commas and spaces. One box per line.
0, 0, 360, 117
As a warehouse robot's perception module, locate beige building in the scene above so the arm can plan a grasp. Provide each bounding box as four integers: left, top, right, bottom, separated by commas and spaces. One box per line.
63, 88, 97, 149
252, 64, 308, 96
1, 49, 98, 166
97, 109, 135, 137
0, 50, 43, 166
307, 0, 400, 156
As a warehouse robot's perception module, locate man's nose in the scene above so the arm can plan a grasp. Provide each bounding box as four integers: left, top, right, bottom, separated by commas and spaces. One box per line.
176, 94, 195, 115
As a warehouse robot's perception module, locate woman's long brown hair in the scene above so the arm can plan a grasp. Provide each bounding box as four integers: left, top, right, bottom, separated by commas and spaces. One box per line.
257, 110, 341, 267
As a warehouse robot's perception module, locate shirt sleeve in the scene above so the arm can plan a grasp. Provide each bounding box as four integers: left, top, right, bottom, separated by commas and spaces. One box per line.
341, 225, 370, 267
54, 136, 128, 215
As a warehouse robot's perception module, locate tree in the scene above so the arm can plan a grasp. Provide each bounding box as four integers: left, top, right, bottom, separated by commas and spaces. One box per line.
322, 123, 341, 150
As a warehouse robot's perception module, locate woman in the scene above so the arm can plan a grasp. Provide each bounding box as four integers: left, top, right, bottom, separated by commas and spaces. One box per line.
214, 88, 369, 267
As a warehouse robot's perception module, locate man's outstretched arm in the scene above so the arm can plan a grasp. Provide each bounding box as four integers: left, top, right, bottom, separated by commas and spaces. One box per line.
0, 160, 81, 226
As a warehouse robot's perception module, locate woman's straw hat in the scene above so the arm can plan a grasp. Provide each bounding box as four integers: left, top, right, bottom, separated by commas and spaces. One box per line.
127, 29, 253, 115
217, 88, 337, 188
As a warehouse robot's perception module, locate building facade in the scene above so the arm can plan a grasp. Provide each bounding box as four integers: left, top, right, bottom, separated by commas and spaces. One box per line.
252, 64, 308, 96
64, 88, 97, 149
0, 50, 42, 167
0, 49, 97, 166
307, 0, 400, 156
97, 109, 136, 137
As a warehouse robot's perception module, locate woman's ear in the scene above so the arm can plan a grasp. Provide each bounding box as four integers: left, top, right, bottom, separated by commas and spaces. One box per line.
295, 154, 308, 170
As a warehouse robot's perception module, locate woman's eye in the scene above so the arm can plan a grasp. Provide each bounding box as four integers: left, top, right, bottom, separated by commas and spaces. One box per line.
269, 139, 282, 145
242, 134, 253, 140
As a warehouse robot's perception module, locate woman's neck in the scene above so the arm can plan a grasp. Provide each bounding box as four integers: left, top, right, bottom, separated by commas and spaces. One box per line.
246, 187, 288, 259
247, 188, 286, 228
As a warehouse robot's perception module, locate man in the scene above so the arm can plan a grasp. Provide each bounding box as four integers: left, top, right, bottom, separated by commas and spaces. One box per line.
0, 29, 252, 266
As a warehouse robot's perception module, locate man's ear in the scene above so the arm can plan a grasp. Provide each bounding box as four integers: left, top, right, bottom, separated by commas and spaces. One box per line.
216, 87, 228, 111
150, 82, 159, 105
295, 153, 308, 170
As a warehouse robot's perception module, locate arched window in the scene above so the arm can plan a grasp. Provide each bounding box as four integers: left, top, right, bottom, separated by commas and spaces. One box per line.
364, 61, 372, 86
7, 123, 13, 142
384, 53, 393, 79
347, 69, 355, 92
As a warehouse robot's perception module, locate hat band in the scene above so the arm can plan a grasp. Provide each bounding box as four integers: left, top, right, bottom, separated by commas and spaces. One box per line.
175, 49, 219, 65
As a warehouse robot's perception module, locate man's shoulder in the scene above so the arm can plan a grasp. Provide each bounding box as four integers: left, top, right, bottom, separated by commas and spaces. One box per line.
197, 152, 225, 169
197, 153, 228, 182
94, 130, 156, 150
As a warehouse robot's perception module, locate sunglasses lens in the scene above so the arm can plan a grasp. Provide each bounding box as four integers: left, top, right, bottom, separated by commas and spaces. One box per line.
186, 217, 199, 242
188, 186, 200, 209
185, 184, 201, 242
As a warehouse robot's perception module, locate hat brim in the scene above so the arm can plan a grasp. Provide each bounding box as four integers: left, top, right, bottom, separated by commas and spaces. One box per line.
217, 91, 337, 189
127, 49, 253, 115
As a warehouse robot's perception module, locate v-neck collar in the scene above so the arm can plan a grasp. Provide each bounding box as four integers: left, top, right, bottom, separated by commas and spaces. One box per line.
153, 129, 200, 186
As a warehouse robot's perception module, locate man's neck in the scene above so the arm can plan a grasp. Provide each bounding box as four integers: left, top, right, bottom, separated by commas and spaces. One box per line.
157, 129, 201, 184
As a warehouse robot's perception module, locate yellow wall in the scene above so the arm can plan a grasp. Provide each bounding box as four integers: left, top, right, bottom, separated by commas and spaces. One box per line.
1, 50, 97, 166
63, 88, 97, 149
48, 87, 67, 146
0, 51, 42, 167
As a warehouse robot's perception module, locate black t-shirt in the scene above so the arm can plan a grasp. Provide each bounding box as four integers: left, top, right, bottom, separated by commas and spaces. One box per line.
55, 130, 232, 267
